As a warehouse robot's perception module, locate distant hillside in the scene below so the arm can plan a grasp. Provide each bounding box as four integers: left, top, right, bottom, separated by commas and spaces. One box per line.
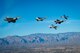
0, 32, 80, 48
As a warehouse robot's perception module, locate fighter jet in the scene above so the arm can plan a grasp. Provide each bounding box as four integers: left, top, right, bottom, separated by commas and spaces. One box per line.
49, 24, 57, 30
36, 17, 46, 21
4, 16, 20, 23
61, 15, 68, 20
54, 19, 64, 24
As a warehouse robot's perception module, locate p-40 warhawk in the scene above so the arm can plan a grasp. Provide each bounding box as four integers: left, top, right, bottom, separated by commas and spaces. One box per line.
36, 17, 46, 21
4, 16, 20, 23
61, 15, 68, 20
49, 24, 57, 30
54, 19, 64, 24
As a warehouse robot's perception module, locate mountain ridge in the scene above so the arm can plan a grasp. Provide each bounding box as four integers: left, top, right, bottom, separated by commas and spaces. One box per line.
0, 32, 80, 48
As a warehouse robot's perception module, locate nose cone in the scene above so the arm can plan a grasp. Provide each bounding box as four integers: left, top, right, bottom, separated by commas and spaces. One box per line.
16, 17, 20, 19
36, 17, 39, 19
49, 25, 52, 28
13, 18, 16, 20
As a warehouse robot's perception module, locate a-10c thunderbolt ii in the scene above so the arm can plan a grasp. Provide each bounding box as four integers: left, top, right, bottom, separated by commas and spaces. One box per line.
4, 16, 20, 23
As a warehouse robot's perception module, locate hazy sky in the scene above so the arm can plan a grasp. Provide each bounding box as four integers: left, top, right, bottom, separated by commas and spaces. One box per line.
0, 0, 80, 37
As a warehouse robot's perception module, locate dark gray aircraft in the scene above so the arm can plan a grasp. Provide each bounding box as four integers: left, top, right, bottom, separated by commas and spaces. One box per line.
36, 17, 46, 21
61, 15, 68, 20
49, 24, 57, 30
4, 16, 20, 23
54, 19, 64, 24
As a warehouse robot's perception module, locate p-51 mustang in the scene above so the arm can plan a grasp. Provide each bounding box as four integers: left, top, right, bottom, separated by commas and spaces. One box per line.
36, 17, 46, 21
49, 24, 57, 30
4, 16, 20, 23
54, 19, 64, 24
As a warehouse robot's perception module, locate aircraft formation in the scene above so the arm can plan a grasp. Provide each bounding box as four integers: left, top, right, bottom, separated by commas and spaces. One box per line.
35, 15, 68, 30
4, 15, 68, 30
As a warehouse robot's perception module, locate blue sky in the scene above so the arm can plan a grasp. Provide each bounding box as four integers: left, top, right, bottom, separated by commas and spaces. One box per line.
0, 0, 80, 37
